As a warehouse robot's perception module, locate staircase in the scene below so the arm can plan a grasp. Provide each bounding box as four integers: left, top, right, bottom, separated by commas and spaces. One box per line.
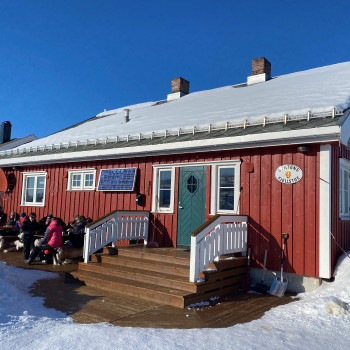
70, 246, 248, 308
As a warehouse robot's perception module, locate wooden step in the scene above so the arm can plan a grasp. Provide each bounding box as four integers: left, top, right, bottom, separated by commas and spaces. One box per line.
205, 256, 248, 272
184, 283, 242, 307
71, 270, 188, 308
73, 248, 249, 308
105, 246, 190, 266
196, 274, 244, 294
77, 262, 197, 293
91, 254, 190, 278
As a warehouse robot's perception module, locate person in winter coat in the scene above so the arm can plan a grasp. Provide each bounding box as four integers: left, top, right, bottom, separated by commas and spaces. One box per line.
38, 214, 53, 234
19, 212, 27, 224
20, 212, 40, 261
25, 217, 63, 264
65, 215, 86, 248
5, 211, 19, 227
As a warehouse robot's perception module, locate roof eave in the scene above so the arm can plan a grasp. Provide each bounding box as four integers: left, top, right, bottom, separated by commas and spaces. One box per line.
0, 126, 341, 167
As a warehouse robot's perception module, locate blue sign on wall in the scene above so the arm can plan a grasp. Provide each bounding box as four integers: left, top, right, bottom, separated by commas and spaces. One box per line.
97, 167, 137, 191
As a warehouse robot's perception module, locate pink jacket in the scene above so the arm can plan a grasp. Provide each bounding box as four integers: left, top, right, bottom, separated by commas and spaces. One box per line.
46, 220, 63, 248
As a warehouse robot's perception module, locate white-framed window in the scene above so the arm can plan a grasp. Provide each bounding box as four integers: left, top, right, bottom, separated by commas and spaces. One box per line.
21, 171, 47, 207
67, 169, 96, 191
210, 161, 241, 215
339, 158, 350, 219
152, 166, 175, 213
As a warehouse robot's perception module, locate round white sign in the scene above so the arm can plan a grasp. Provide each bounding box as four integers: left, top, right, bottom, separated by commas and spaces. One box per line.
275, 164, 303, 184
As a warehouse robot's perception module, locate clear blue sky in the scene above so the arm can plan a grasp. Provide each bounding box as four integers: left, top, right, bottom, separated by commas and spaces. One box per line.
1, 0, 349, 139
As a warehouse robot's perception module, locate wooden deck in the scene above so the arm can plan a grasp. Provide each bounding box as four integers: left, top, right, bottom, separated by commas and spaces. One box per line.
0, 250, 297, 328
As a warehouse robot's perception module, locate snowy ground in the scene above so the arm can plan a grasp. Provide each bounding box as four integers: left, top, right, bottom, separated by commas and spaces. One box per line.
1, 254, 350, 350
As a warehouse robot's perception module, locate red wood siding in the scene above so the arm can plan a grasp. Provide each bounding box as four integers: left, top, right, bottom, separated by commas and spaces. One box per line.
1, 144, 321, 275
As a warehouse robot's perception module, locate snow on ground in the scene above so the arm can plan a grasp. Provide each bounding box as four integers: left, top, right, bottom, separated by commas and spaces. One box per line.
1, 254, 350, 350
12, 61, 350, 150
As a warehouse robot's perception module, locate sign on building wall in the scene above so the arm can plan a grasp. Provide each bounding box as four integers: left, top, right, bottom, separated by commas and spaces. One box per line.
275, 164, 303, 184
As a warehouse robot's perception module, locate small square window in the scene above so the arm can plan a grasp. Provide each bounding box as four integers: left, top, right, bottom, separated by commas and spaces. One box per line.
67, 169, 96, 191
84, 173, 94, 187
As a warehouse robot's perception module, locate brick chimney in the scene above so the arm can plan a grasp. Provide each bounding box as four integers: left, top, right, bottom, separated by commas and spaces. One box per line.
247, 57, 271, 85
167, 77, 190, 101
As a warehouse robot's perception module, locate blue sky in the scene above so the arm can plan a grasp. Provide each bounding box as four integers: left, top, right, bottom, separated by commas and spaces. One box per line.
0, 0, 349, 139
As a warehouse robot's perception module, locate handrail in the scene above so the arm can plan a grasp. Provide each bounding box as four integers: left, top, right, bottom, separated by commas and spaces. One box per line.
189, 215, 248, 282
83, 210, 149, 263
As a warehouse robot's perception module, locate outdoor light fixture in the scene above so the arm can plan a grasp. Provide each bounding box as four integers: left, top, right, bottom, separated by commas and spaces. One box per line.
297, 145, 312, 153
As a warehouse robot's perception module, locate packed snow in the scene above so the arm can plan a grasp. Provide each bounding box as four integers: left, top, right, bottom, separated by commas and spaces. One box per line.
12, 61, 350, 150
1, 253, 349, 350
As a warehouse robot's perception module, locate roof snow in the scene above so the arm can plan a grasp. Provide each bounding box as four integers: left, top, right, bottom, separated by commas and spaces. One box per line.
12, 61, 350, 150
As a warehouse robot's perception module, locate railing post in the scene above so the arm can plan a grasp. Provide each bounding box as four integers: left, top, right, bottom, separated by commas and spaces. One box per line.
83, 227, 90, 263
189, 235, 198, 282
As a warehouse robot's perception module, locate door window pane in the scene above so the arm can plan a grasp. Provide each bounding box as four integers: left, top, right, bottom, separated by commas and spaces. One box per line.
187, 175, 198, 193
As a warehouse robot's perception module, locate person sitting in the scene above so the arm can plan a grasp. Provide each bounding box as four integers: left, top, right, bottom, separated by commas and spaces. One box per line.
20, 212, 40, 261
38, 214, 53, 234
19, 212, 27, 224
25, 217, 62, 265
5, 212, 19, 227
65, 215, 86, 248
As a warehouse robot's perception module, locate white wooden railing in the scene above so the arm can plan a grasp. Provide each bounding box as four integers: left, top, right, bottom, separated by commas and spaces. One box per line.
189, 215, 248, 282
83, 210, 149, 263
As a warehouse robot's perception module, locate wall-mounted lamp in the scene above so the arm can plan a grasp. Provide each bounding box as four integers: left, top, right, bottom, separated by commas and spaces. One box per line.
297, 145, 312, 153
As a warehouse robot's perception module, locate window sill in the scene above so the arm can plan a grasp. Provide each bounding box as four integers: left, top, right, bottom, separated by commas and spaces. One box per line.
21, 203, 45, 207
151, 209, 174, 214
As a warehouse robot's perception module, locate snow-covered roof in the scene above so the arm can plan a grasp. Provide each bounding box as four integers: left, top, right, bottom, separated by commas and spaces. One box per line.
1, 61, 350, 165
13, 61, 350, 148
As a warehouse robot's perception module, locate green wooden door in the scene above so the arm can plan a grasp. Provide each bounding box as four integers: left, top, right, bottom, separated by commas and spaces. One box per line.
177, 166, 206, 246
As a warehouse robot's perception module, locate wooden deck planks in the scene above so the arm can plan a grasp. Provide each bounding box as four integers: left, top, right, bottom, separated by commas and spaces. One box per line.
0, 251, 296, 328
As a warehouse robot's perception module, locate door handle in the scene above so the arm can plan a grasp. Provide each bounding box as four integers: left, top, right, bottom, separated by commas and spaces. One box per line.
178, 202, 184, 209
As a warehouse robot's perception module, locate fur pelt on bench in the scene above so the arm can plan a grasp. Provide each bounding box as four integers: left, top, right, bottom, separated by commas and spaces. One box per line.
56, 245, 83, 264
0, 234, 24, 252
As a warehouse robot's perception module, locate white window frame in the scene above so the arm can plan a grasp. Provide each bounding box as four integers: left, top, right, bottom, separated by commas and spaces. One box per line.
21, 171, 47, 207
67, 168, 96, 191
152, 166, 175, 213
339, 158, 350, 219
210, 161, 241, 215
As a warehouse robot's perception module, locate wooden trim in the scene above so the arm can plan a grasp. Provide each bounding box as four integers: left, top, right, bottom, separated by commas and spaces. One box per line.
319, 144, 332, 278
191, 214, 220, 237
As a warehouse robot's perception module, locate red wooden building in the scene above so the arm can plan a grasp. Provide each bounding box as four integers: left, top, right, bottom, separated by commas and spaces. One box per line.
1, 58, 350, 292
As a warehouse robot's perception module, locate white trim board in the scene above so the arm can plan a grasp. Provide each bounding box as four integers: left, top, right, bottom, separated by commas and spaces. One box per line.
319, 144, 332, 278
0, 126, 340, 167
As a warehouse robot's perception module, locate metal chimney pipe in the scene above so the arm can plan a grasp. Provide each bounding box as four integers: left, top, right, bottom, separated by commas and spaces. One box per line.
124, 109, 130, 123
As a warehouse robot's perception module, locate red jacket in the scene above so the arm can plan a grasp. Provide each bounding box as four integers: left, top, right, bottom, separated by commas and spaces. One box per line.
46, 220, 62, 248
